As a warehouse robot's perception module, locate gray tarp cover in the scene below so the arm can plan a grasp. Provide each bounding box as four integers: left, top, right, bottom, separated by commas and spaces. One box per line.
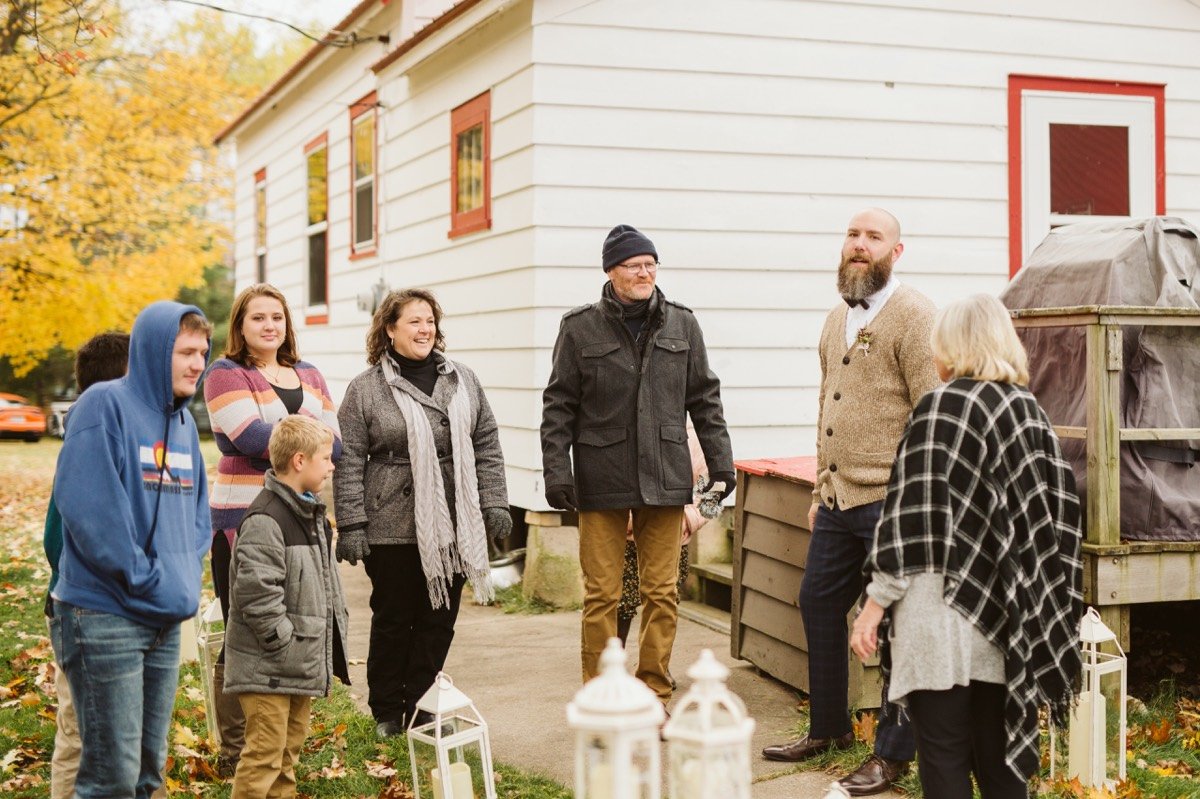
1000, 217, 1200, 541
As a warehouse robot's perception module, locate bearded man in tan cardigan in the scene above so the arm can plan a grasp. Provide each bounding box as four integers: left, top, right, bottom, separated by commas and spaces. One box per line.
762, 208, 941, 796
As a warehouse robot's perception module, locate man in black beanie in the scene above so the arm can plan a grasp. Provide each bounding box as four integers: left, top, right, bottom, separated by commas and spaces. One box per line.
541, 224, 735, 711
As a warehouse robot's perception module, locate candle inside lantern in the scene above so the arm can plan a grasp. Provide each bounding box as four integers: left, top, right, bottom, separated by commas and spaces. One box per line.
678, 759, 702, 797
588, 762, 612, 797
431, 761, 475, 799
1068, 690, 1105, 783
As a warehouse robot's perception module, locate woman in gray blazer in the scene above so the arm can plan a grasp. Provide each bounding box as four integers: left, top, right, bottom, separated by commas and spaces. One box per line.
333, 288, 511, 738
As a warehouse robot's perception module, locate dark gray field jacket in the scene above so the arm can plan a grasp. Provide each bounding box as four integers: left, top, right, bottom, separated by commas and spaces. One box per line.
541, 284, 733, 510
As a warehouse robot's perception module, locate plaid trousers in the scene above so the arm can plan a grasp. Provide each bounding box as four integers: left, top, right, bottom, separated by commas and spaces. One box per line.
799, 501, 916, 761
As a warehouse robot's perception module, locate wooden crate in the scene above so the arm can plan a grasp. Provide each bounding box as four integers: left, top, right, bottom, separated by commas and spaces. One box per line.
731, 456, 882, 710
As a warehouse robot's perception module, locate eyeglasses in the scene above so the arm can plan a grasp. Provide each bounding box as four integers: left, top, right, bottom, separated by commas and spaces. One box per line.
615, 260, 660, 274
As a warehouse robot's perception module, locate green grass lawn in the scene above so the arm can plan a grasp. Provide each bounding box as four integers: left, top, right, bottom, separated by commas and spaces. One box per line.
0, 439, 571, 798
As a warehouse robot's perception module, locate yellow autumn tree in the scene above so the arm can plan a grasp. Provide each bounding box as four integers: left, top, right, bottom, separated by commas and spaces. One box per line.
0, 1, 304, 373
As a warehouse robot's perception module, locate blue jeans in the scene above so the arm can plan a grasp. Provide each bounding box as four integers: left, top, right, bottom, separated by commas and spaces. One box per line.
51, 601, 180, 799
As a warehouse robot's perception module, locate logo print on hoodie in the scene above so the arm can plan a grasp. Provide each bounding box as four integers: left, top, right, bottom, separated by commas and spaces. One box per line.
141, 440, 194, 494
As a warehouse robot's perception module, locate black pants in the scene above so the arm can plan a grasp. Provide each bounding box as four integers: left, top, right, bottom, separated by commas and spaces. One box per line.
907, 682, 1030, 799
211, 531, 233, 651
363, 544, 465, 724
799, 502, 915, 761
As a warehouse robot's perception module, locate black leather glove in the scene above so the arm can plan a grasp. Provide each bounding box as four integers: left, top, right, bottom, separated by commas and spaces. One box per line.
545, 484, 577, 511
335, 527, 370, 565
702, 471, 737, 501
484, 507, 513, 539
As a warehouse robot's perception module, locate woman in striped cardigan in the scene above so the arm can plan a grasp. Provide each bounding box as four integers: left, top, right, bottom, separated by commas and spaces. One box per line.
203, 283, 341, 774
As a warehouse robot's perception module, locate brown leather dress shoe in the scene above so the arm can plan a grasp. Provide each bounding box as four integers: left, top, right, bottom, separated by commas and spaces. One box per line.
761, 731, 854, 762
837, 754, 910, 796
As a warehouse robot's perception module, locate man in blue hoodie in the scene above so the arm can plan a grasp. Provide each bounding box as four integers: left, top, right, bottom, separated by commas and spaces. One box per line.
50, 301, 214, 799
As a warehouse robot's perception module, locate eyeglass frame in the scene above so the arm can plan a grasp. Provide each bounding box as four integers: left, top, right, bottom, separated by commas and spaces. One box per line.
613, 259, 660, 274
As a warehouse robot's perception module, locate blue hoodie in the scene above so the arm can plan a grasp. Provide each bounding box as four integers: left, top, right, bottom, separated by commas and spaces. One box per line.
53, 302, 213, 626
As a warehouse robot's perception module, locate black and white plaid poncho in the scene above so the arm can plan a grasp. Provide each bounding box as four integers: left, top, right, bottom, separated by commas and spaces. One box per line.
868, 378, 1083, 781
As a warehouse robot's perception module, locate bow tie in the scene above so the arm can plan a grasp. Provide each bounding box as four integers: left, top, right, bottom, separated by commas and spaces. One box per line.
843, 297, 870, 310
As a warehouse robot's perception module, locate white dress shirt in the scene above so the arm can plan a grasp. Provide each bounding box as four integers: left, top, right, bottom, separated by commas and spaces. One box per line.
844, 275, 902, 350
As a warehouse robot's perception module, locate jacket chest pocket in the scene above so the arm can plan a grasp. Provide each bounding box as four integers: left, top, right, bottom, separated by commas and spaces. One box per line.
651, 337, 690, 396
580, 341, 629, 407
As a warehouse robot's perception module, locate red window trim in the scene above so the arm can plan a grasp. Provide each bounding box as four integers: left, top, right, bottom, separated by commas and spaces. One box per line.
304, 132, 330, 325
448, 91, 492, 239
1007, 74, 1165, 278
304, 131, 328, 155
349, 91, 379, 259
254, 167, 267, 282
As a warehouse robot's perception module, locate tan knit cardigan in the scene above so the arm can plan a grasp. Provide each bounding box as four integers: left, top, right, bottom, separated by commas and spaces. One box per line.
814, 284, 941, 510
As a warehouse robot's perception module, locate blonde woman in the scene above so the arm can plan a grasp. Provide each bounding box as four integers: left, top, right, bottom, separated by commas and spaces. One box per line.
851, 294, 1083, 798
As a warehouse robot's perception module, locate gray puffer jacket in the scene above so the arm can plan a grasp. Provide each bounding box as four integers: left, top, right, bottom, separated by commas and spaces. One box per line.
333, 352, 508, 546
541, 284, 733, 510
224, 472, 350, 697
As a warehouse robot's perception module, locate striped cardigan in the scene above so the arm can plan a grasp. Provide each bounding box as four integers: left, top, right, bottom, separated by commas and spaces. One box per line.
204, 358, 342, 532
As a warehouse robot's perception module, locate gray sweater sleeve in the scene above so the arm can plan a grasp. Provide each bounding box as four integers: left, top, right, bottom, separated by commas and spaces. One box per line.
866, 572, 910, 609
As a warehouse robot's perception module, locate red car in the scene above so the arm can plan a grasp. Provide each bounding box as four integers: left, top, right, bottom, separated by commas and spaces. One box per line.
0, 393, 46, 442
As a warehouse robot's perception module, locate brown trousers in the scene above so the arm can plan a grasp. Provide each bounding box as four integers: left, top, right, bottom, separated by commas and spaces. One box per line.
579, 506, 683, 704
231, 693, 312, 799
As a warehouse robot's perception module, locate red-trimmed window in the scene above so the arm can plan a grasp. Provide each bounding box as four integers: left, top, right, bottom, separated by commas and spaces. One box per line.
1007, 75, 1165, 276
350, 91, 377, 258
254, 168, 267, 283
449, 91, 491, 238
304, 133, 329, 324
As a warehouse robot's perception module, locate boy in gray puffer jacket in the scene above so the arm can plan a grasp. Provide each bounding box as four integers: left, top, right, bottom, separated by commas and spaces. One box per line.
224, 416, 350, 799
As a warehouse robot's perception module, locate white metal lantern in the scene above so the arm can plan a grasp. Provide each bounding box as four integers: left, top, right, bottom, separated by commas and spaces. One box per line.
567, 637, 665, 799
1064, 607, 1127, 788
407, 672, 497, 799
194, 599, 224, 746
661, 649, 755, 799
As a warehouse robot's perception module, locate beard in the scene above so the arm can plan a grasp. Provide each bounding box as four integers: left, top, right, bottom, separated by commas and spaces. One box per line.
837, 251, 893, 300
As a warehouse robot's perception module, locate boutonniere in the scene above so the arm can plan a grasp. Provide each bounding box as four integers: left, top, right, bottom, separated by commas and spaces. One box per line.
856, 328, 873, 355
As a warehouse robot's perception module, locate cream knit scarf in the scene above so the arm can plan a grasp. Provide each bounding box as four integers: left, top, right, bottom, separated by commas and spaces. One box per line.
381, 355, 492, 608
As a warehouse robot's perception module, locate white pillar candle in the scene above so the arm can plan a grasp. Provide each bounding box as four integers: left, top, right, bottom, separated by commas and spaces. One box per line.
432, 762, 476, 799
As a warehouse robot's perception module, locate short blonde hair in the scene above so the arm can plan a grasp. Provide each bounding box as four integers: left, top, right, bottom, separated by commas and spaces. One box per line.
931, 294, 1030, 386
269, 416, 334, 473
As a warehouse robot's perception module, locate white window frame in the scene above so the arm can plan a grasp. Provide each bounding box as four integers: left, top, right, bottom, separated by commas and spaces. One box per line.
1020, 91, 1156, 264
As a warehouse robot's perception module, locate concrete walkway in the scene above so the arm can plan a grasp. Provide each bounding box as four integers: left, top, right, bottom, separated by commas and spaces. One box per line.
337, 560, 901, 798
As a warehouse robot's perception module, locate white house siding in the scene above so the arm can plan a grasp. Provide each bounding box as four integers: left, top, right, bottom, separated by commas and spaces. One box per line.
368, 0, 542, 507
528, 0, 1200, 479
225, 0, 1200, 512
227, 3, 403, 384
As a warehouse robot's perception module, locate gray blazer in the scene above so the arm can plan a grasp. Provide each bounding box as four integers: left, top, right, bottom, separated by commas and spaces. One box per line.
333, 353, 508, 546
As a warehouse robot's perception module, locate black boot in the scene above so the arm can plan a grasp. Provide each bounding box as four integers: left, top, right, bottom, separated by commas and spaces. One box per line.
616, 614, 633, 647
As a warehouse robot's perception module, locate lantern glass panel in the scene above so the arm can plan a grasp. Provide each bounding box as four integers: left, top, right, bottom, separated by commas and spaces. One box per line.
582, 734, 616, 798
409, 721, 487, 799
1098, 668, 1124, 784
630, 738, 659, 799
670, 745, 744, 799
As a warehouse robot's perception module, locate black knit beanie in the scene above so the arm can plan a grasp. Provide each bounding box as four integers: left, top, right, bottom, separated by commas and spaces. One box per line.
602, 224, 657, 271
